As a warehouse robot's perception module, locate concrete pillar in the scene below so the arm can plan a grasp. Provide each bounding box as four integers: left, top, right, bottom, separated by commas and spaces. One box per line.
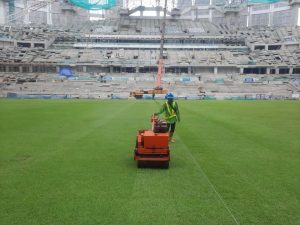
46, 2, 53, 25
110, 66, 113, 73
135, 67, 139, 73
0, 0, 6, 24
268, 4, 274, 26
275, 67, 280, 75
29, 65, 33, 73
19, 66, 23, 73
247, 6, 252, 27
156, 9, 160, 17
266, 67, 270, 75
56, 66, 60, 73
209, 0, 213, 22
24, 0, 30, 24
191, 6, 197, 20
240, 67, 244, 74
289, 67, 293, 74
83, 66, 87, 73
5, 65, 9, 72
188, 66, 192, 74
297, 5, 300, 26
214, 67, 218, 75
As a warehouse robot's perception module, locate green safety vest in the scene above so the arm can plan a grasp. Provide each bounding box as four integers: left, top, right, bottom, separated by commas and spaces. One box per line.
156, 101, 179, 124
165, 101, 177, 121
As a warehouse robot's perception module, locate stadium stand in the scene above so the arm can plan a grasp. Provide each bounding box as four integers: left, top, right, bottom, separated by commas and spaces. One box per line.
0, 1, 300, 99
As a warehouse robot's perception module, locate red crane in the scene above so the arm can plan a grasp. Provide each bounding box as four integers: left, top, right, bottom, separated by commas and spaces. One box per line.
155, 0, 168, 89
130, 0, 168, 98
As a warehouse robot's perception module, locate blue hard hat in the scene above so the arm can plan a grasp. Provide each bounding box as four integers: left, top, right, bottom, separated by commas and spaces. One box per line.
165, 93, 174, 99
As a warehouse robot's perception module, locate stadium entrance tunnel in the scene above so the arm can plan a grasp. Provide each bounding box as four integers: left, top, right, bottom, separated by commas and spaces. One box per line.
279, 68, 290, 74
165, 67, 189, 73
113, 67, 136, 73
17, 42, 31, 48
243, 67, 267, 74
293, 68, 300, 74
268, 45, 281, 50
139, 67, 158, 73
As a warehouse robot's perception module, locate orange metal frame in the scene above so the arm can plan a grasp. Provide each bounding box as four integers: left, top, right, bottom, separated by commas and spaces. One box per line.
156, 58, 163, 88
134, 115, 170, 165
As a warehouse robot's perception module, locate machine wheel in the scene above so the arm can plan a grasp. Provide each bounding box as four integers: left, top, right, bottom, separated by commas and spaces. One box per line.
137, 161, 145, 168
162, 161, 169, 169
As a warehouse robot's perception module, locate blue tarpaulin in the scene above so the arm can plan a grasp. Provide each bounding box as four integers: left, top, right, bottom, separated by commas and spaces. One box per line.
248, 0, 281, 3
244, 77, 254, 83
180, 77, 191, 82
292, 78, 300, 84
103, 75, 112, 81
59, 67, 73, 77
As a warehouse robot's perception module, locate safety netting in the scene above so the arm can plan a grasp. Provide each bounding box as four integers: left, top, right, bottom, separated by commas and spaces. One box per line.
68, 0, 117, 10
248, 0, 281, 3
69, 0, 284, 10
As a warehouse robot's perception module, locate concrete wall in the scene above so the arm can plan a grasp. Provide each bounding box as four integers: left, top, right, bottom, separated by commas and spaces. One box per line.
289, 3, 300, 26
0, 0, 6, 24
177, 0, 192, 9
195, 0, 210, 6
273, 10, 292, 26
2, 0, 89, 26
248, 2, 293, 27
179, 1, 296, 27
0, 41, 14, 48
193, 67, 214, 73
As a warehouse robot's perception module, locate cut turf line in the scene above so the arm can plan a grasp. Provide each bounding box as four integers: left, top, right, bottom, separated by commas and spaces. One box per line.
128, 168, 181, 225
1, 100, 299, 225
176, 134, 241, 225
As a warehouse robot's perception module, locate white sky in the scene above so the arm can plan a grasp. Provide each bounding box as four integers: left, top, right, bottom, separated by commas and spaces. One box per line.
89, 0, 176, 18
126, 0, 176, 9
298, 8, 300, 26
89, 0, 175, 8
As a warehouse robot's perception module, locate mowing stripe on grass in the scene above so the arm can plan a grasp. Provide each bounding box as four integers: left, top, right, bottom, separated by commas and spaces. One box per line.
176, 134, 241, 225
1, 100, 299, 225
128, 169, 181, 225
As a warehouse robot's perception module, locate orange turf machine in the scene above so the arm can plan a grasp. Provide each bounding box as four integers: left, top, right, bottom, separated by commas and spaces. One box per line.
134, 114, 170, 168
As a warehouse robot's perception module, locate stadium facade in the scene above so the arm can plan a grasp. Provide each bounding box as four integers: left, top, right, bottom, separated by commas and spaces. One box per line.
0, 0, 299, 99
1, 0, 300, 27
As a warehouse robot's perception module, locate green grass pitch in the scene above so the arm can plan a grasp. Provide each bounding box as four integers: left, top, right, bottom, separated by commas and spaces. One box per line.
0, 99, 300, 225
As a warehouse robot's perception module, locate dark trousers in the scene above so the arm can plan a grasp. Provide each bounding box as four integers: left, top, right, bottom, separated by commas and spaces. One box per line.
167, 123, 176, 132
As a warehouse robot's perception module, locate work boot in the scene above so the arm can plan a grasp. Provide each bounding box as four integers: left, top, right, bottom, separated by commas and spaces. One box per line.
169, 137, 175, 143
169, 132, 174, 143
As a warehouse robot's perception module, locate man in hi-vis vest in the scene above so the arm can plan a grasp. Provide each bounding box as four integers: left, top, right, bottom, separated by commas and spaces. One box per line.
155, 93, 180, 143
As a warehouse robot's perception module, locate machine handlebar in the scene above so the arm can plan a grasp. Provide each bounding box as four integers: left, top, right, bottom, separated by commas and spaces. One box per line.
151, 113, 168, 133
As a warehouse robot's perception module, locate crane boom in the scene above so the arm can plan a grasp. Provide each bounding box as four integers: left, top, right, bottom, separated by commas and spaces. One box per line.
156, 0, 168, 89
130, 0, 169, 98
